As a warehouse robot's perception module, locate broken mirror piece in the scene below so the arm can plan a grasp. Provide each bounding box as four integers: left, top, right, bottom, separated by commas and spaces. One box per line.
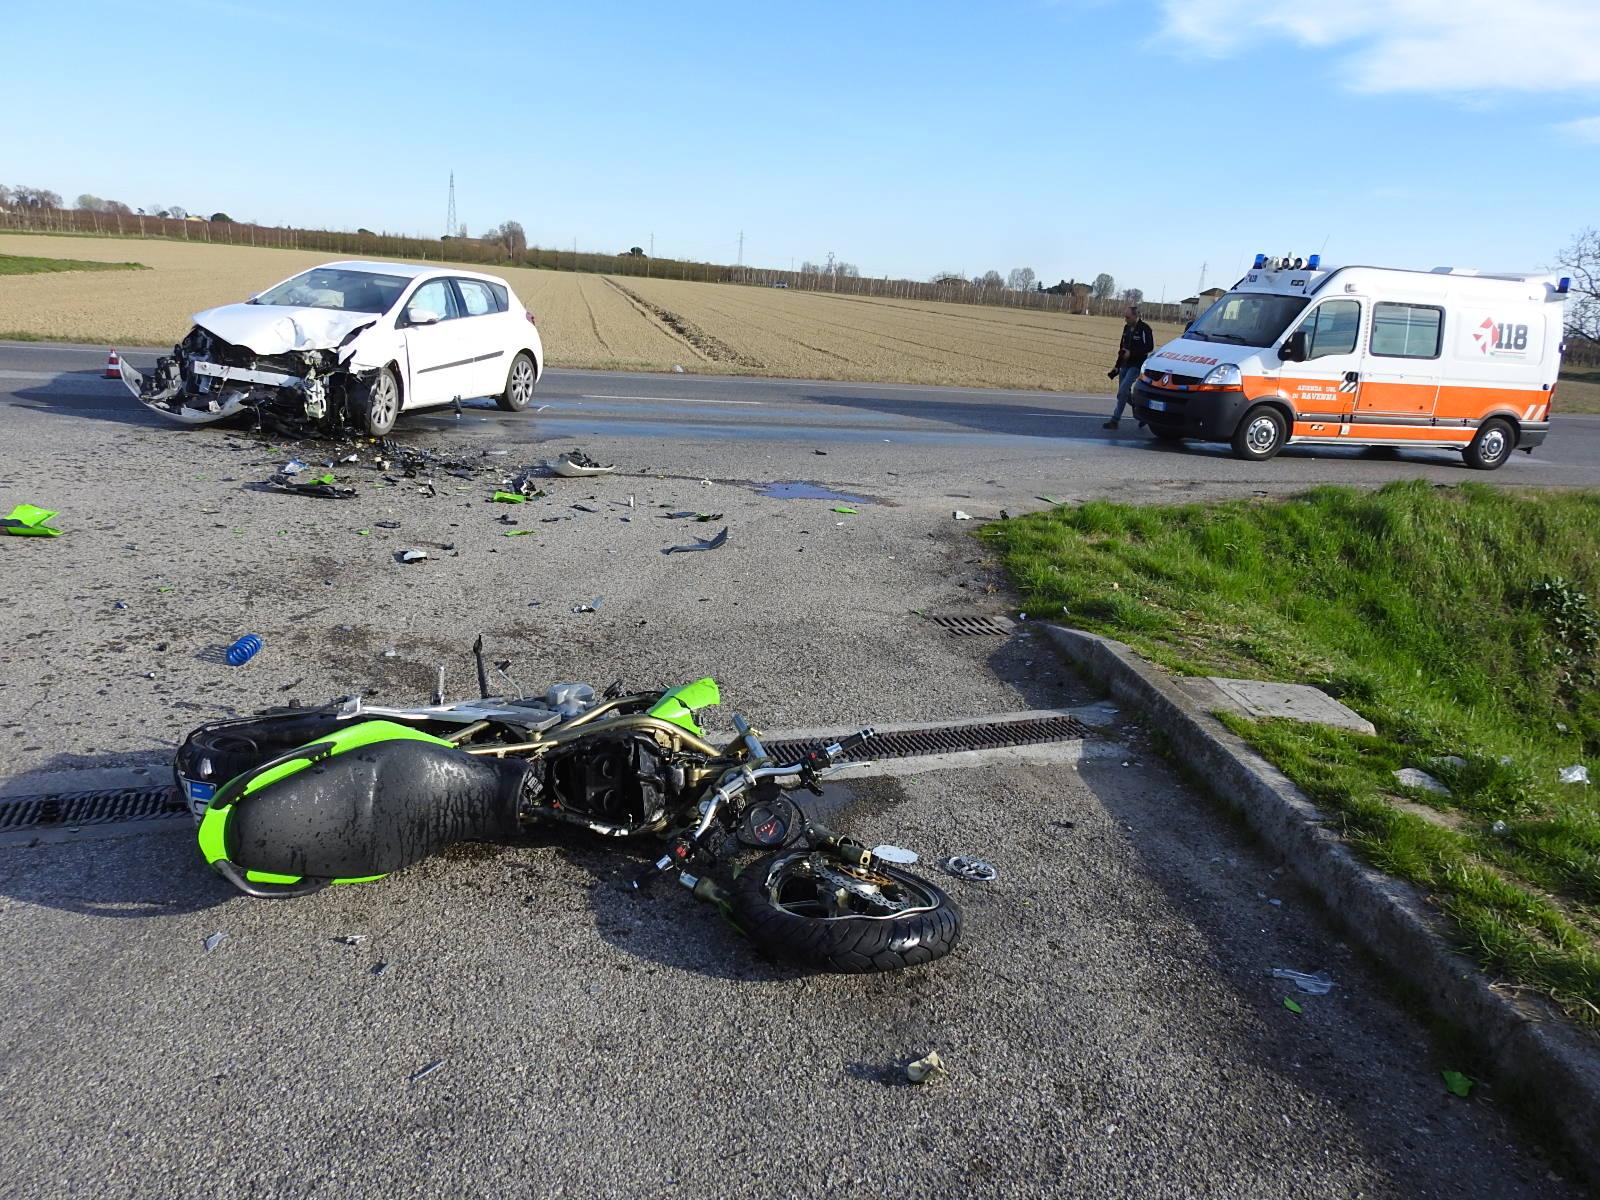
663, 527, 730, 555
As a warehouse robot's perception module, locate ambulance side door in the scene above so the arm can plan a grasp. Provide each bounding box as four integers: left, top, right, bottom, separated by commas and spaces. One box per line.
1356, 301, 1445, 417
1278, 297, 1364, 435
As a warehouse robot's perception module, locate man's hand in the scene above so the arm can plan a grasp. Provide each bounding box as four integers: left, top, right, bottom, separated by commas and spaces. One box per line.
1107, 368, 1119, 380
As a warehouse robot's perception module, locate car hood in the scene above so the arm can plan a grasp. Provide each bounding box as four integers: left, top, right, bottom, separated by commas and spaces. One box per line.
192, 303, 380, 355
1143, 337, 1249, 375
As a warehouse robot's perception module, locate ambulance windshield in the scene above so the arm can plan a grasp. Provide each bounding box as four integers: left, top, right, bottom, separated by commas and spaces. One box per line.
1188, 292, 1308, 347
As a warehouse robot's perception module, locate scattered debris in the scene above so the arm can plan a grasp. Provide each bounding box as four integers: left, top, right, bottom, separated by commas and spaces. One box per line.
375, 520, 401, 529
2, 503, 63, 537
952, 510, 972, 521
371, 962, 389, 976
940, 855, 997, 882
265, 473, 357, 500
1559, 765, 1590, 785
1283, 997, 1304, 1015
813, 449, 827, 455
572, 597, 604, 613
1272, 969, 1334, 995
1442, 1070, 1474, 1098
571, 503, 600, 513
409, 1059, 446, 1084
503, 530, 536, 538
672, 364, 685, 373
906, 1050, 946, 1085
203, 931, 227, 953
659, 511, 724, 522
1491, 819, 1508, 835
1036, 495, 1064, 505
1393, 767, 1450, 795
832, 506, 858, 515
333, 934, 367, 946
398, 549, 428, 564
872, 845, 919, 865
492, 491, 526, 504
551, 450, 615, 478
663, 527, 730, 555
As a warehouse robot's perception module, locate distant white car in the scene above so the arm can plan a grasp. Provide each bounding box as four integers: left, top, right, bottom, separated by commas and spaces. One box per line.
122, 259, 545, 434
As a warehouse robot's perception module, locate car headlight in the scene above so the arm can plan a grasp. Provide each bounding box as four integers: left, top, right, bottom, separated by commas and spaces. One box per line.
1202, 364, 1242, 388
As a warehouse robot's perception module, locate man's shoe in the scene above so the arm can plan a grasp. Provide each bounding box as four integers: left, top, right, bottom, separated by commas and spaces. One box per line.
1102, 420, 1119, 429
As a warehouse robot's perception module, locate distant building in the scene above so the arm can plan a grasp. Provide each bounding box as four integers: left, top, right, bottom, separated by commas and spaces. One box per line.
1183, 286, 1227, 322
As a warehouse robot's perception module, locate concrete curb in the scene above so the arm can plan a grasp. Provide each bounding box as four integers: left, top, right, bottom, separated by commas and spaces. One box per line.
1040, 623, 1600, 1187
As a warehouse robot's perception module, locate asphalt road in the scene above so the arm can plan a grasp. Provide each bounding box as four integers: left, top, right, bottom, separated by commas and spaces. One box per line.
0, 342, 1587, 1198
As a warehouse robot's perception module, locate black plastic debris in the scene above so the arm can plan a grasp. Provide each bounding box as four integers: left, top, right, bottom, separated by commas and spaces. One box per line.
265, 473, 357, 500
552, 450, 614, 478
572, 597, 604, 613
375, 520, 402, 529
663, 527, 730, 555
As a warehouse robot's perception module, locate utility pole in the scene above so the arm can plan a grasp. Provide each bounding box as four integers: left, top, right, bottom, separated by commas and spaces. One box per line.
1197, 262, 1206, 294
650, 232, 654, 257
737, 230, 744, 266
446, 172, 456, 240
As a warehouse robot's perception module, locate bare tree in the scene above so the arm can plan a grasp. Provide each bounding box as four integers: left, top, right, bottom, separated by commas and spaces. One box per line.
1120, 287, 1144, 306
76, 194, 105, 212
14, 187, 62, 210
0, 184, 11, 208
105, 200, 132, 215
1557, 228, 1600, 343
979, 269, 1004, 289
1007, 267, 1036, 292
483, 220, 527, 255
168, 205, 188, 220
1091, 272, 1116, 301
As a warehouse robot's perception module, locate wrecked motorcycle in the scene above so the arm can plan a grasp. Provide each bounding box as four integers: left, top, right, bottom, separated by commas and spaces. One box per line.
180, 664, 961, 973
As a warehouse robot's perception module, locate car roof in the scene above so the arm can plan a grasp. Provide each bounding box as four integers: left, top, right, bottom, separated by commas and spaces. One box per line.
318, 259, 509, 285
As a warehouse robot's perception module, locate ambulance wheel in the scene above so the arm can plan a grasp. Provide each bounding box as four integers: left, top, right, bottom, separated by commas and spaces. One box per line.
1463, 419, 1514, 471
1230, 406, 1286, 461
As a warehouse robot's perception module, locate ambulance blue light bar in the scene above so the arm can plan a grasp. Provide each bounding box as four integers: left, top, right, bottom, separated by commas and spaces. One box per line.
1253, 254, 1266, 269
1558, 276, 1571, 293
1307, 254, 1321, 269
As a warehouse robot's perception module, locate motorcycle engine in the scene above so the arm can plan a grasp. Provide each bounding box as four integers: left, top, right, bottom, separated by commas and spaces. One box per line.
540, 734, 673, 833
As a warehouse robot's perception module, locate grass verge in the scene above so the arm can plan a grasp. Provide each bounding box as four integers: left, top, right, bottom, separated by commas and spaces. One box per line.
983, 482, 1600, 1024
1559, 365, 1600, 415
0, 252, 147, 276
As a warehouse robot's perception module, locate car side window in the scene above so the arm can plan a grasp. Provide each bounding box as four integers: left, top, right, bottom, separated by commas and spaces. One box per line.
455, 279, 497, 317
1370, 302, 1443, 359
1302, 299, 1360, 358
405, 279, 459, 323
487, 282, 509, 312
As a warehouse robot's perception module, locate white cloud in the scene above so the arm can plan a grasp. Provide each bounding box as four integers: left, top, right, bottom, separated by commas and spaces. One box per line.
1157, 0, 1600, 94
1558, 115, 1600, 143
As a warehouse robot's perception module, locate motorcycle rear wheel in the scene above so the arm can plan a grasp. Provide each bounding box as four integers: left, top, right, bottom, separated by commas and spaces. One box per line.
730, 851, 961, 973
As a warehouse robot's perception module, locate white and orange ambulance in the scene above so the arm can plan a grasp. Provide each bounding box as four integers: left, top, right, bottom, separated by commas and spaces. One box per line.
1132, 255, 1571, 469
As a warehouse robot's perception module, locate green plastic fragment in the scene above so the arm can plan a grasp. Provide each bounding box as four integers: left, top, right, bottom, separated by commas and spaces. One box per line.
357, 529, 370, 536
1283, 998, 1303, 1015
647, 678, 722, 735
832, 506, 858, 514
493, 491, 526, 504
311, 473, 335, 486
2, 503, 63, 537
1442, 1070, 1473, 1098
157, 586, 173, 593
504, 529, 536, 537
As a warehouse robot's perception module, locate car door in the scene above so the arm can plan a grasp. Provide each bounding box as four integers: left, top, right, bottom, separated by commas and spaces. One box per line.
398, 278, 470, 408
1278, 297, 1364, 435
1356, 301, 1445, 418
450, 277, 509, 398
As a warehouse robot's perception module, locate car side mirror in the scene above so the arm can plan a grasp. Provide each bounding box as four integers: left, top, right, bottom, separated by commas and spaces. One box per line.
1279, 330, 1308, 362
405, 308, 441, 327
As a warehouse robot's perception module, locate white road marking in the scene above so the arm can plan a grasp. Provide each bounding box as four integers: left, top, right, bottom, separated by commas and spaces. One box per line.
580, 393, 762, 405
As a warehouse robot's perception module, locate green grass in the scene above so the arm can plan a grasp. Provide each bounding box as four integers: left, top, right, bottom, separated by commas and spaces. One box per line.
984, 482, 1600, 1023
0, 252, 146, 276
1560, 364, 1600, 415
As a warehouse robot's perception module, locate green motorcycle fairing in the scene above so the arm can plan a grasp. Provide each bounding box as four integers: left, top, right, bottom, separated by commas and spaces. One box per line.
197, 719, 456, 888
646, 677, 721, 736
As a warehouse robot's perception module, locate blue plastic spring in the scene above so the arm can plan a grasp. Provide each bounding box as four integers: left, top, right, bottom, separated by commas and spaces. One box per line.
226, 634, 262, 667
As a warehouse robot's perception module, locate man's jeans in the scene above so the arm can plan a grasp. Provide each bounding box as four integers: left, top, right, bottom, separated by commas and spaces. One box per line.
1112, 366, 1139, 421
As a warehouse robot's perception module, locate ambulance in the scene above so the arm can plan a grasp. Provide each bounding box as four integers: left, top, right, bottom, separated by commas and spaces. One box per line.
1131, 254, 1571, 469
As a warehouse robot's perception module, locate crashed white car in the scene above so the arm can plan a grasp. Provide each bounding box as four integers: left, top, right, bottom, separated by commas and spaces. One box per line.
123, 260, 544, 435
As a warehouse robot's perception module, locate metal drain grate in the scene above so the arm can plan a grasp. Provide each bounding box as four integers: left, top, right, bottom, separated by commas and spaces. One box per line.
0, 785, 186, 833
767, 714, 1092, 766
924, 615, 1015, 638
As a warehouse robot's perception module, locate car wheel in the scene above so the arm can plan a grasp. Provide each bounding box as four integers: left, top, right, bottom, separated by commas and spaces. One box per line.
358, 366, 401, 436
497, 352, 536, 413
1230, 406, 1286, 461
1463, 418, 1514, 471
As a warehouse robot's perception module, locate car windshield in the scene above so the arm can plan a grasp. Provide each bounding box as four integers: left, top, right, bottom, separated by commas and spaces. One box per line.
1188, 292, 1309, 347
251, 268, 408, 313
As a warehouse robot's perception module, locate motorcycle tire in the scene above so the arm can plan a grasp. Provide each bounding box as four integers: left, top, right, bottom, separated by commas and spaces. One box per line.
729, 850, 961, 973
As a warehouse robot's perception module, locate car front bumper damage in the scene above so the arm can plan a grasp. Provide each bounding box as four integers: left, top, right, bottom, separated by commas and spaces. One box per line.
122, 326, 366, 430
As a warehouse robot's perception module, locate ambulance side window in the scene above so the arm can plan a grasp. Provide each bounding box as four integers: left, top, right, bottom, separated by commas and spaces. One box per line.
1370, 303, 1443, 359
1302, 300, 1361, 358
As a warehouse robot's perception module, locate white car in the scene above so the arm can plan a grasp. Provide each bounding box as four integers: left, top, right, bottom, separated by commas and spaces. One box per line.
122, 259, 545, 434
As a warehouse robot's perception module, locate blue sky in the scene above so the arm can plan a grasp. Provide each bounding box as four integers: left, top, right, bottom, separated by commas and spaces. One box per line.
3, 0, 1597, 299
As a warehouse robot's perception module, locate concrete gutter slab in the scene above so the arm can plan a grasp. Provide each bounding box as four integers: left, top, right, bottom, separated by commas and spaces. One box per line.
1204, 676, 1377, 736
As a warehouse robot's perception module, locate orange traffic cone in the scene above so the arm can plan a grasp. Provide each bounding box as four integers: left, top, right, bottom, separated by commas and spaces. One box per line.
104, 349, 121, 379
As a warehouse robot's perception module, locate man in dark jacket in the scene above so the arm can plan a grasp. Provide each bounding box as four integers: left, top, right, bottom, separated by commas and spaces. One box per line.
1104, 306, 1154, 429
